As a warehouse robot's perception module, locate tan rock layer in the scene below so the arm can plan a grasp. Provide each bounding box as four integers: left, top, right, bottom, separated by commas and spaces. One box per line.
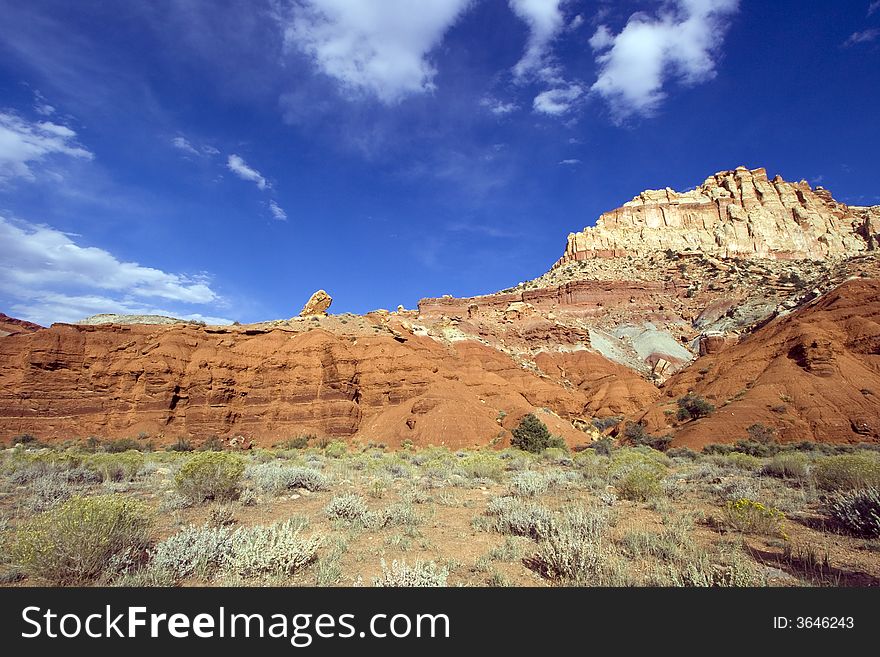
556, 167, 877, 265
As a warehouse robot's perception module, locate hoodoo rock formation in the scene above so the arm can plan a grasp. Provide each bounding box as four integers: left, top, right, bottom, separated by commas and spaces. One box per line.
556, 167, 877, 265
299, 290, 332, 317
1, 166, 878, 449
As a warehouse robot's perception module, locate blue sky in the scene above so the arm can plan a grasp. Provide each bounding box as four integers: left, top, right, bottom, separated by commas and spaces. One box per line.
1, 0, 878, 325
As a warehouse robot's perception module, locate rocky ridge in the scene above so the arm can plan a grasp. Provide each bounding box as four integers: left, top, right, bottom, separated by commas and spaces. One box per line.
555, 167, 879, 265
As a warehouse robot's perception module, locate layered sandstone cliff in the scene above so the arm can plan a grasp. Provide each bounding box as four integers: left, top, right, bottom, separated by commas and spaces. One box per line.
556, 167, 879, 266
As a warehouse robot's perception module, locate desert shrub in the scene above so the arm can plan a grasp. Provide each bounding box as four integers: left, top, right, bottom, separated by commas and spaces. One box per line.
86, 451, 144, 482
722, 452, 762, 472
276, 436, 310, 450
9, 495, 152, 584
379, 502, 420, 527
246, 463, 329, 495
227, 519, 321, 578
105, 438, 143, 453
623, 422, 672, 451
667, 447, 698, 460
511, 414, 558, 453
609, 447, 669, 477
746, 423, 776, 444
589, 437, 615, 456
485, 496, 553, 541
825, 487, 880, 538
150, 524, 233, 581
762, 452, 810, 480
813, 454, 880, 491
324, 441, 348, 458
524, 506, 616, 585
508, 471, 551, 497
676, 394, 715, 422
715, 478, 761, 503
702, 443, 733, 455
723, 498, 785, 537
27, 470, 74, 511
325, 493, 371, 524
373, 560, 448, 587
616, 467, 664, 501
165, 437, 194, 452
591, 417, 621, 432
175, 451, 245, 503
199, 436, 225, 452
460, 452, 505, 481
11, 434, 38, 445
733, 439, 780, 457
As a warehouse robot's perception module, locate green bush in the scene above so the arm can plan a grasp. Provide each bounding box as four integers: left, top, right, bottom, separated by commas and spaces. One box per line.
324, 441, 348, 458
723, 499, 785, 537
722, 452, 762, 472
511, 414, 557, 453
622, 422, 672, 451
166, 437, 194, 452
667, 447, 698, 460
105, 438, 143, 453
702, 443, 733, 455
733, 439, 780, 457
826, 488, 880, 538
175, 452, 245, 503
813, 454, 880, 491
762, 453, 810, 480
676, 394, 715, 422
85, 451, 144, 481
9, 495, 153, 584
460, 452, 505, 481
616, 467, 664, 501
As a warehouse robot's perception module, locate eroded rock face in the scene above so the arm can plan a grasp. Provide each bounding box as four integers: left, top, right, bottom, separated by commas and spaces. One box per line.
639, 278, 880, 447
299, 290, 332, 317
0, 321, 654, 448
0, 313, 42, 336
556, 167, 877, 265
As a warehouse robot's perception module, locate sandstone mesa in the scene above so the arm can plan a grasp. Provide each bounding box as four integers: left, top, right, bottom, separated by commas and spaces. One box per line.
1, 167, 878, 450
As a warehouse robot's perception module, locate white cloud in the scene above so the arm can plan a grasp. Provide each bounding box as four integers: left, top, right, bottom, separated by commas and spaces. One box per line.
227, 154, 268, 190
280, 0, 473, 103
558, 158, 580, 165
269, 200, 288, 221
0, 112, 93, 181
844, 28, 880, 46
533, 83, 583, 115
509, 0, 566, 80
171, 136, 200, 156
480, 96, 518, 115
590, 0, 740, 121
569, 14, 584, 30
0, 215, 227, 325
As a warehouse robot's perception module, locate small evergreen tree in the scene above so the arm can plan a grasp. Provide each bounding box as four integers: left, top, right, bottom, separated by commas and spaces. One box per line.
511, 414, 555, 453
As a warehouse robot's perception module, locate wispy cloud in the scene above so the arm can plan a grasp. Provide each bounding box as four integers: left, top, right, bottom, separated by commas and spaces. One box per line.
558, 158, 580, 165
227, 154, 268, 190
0, 112, 93, 181
590, 0, 740, 121
844, 28, 880, 46
279, 0, 473, 103
508, 0, 566, 80
0, 215, 227, 325
269, 200, 288, 221
870, 1, 880, 16
480, 96, 518, 115
533, 83, 583, 115
171, 136, 200, 156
